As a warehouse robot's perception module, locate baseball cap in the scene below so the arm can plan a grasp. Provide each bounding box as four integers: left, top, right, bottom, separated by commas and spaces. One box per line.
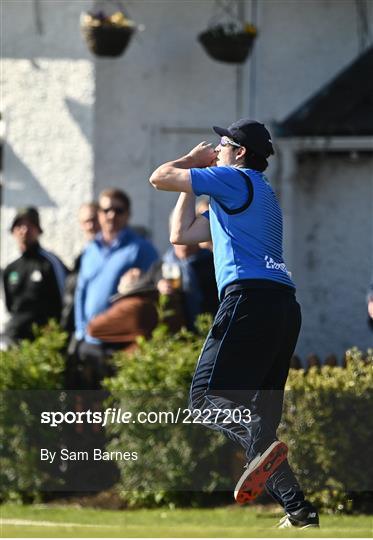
213, 118, 274, 158
10, 207, 43, 233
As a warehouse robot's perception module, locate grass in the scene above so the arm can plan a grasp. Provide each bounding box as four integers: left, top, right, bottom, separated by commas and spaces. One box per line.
1, 503, 372, 538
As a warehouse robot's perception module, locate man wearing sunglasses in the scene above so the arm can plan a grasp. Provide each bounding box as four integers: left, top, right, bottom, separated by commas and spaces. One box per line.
149, 118, 318, 529
74, 188, 159, 388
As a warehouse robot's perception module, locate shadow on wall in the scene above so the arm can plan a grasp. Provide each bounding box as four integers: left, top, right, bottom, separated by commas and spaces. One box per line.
2, 144, 56, 208
65, 97, 91, 143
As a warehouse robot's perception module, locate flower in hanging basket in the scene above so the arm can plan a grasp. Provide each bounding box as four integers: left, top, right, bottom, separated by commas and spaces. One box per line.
80, 10, 138, 57
243, 23, 257, 37
198, 21, 258, 64
81, 10, 136, 29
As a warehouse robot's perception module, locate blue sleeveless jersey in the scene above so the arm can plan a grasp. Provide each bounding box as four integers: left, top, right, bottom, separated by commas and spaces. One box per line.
190, 166, 295, 298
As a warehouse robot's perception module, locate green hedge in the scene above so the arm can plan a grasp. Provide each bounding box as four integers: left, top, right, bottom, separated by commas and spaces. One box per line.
1, 318, 372, 513
280, 346, 373, 512
0, 322, 66, 502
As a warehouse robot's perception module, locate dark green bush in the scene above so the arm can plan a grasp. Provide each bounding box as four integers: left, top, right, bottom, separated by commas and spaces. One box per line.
0, 321, 66, 390
280, 347, 373, 512
0, 322, 66, 502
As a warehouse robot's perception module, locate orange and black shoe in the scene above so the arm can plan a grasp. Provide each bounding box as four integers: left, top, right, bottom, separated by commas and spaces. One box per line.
234, 441, 288, 504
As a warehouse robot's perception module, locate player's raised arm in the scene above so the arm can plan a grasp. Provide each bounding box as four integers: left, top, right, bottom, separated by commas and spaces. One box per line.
170, 192, 211, 245
149, 142, 217, 192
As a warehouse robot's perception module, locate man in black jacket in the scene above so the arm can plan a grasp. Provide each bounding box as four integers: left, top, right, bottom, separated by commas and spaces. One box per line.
3, 207, 67, 344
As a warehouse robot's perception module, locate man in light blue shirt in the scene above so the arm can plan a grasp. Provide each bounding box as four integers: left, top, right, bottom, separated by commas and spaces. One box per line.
149, 118, 318, 529
74, 188, 158, 387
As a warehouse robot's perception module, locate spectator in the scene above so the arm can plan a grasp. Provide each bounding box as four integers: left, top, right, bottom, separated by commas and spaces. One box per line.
159, 243, 218, 330
87, 267, 158, 350
77, 202, 100, 255
3, 207, 67, 344
367, 277, 373, 331
79, 264, 185, 389
60, 202, 100, 334
74, 188, 158, 388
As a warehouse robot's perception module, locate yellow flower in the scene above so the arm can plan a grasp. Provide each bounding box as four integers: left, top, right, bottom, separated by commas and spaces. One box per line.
243, 23, 257, 36
108, 11, 135, 27
81, 11, 135, 28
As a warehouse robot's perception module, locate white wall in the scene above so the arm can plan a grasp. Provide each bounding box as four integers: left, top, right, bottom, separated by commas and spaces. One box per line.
1, 0, 95, 270
255, 0, 368, 121
1, 0, 95, 329
293, 153, 373, 358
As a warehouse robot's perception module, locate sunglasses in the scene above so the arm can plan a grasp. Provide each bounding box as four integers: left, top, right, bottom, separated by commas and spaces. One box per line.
99, 206, 126, 215
220, 136, 242, 149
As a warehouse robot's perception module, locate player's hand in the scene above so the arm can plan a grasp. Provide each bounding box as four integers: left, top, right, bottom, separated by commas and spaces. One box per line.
188, 141, 218, 168
368, 300, 373, 319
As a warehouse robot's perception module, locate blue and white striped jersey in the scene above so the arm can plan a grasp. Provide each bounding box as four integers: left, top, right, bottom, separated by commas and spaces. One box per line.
190, 166, 295, 298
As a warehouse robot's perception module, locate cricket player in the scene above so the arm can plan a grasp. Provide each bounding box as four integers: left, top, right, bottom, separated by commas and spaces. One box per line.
149, 118, 319, 529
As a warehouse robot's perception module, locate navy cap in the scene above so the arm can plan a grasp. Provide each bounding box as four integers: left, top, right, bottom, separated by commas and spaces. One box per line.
10, 207, 43, 233
213, 119, 274, 158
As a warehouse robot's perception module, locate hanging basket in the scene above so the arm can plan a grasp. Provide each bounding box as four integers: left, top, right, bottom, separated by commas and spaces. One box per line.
80, 11, 136, 57
198, 24, 256, 64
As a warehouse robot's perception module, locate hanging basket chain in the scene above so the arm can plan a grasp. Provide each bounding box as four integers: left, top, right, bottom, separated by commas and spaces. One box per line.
92, 0, 129, 16
198, 0, 257, 64
208, 0, 242, 31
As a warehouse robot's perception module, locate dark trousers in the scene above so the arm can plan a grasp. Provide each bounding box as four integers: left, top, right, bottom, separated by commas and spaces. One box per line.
189, 286, 308, 513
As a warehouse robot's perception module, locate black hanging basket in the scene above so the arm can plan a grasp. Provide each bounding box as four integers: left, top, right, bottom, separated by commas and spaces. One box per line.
81, 23, 135, 57
198, 27, 255, 64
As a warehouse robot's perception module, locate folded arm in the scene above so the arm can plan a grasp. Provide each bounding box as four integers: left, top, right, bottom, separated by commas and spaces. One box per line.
170, 192, 211, 245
